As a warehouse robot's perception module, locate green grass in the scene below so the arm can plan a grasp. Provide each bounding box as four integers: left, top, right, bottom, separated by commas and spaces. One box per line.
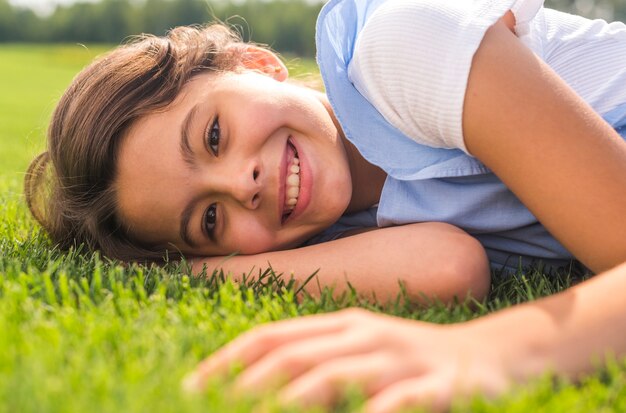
1, 44, 625, 412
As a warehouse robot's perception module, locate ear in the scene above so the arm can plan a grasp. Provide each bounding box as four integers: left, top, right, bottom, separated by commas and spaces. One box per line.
240, 45, 289, 82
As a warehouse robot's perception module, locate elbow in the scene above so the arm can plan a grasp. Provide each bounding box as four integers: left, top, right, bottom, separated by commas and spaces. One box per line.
404, 231, 491, 306
452, 235, 491, 303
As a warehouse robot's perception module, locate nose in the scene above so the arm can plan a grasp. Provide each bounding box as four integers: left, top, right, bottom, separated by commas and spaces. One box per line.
211, 162, 262, 209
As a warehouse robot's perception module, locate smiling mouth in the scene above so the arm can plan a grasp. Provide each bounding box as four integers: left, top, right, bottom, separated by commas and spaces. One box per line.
282, 139, 300, 223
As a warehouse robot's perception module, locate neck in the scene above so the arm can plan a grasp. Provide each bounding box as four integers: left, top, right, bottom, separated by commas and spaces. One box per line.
342, 136, 387, 213
318, 91, 387, 214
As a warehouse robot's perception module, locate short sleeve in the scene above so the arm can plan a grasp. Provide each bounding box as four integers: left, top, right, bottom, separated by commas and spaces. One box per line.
347, 0, 544, 154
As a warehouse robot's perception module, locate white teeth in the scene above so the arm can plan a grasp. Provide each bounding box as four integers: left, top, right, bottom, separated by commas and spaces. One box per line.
284, 152, 301, 214
287, 186, 299, 199
287, 174, 300, 187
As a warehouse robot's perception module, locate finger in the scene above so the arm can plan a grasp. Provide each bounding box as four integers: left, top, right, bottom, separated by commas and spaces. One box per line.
235, 327, 380, 393
364, 376, 452, 413
183, 308, 365, 391
277, 352, 400, 409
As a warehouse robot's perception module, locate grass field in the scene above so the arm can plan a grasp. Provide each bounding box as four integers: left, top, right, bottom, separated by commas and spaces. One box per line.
1, 44, 625, 412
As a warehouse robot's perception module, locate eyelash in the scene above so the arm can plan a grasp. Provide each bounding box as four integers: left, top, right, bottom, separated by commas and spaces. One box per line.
203, 203, 218, 240
205, 117, 220, 156
202, 117, 220, 241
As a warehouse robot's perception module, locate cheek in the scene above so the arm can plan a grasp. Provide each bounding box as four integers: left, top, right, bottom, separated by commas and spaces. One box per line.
226, 220, 277, 254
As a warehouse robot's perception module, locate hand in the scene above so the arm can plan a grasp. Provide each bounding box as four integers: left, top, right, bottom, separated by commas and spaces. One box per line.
183, 308, 516, 412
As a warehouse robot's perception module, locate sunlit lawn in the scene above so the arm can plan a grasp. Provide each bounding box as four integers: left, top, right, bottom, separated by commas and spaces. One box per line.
0, 44, 624, 412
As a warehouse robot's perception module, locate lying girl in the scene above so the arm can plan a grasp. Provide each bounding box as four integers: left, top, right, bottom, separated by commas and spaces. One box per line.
25, 0, 626, 305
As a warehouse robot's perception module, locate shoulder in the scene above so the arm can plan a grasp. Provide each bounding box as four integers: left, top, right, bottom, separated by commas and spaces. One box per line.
348, 0, 514, 152
350, 0, 516, 82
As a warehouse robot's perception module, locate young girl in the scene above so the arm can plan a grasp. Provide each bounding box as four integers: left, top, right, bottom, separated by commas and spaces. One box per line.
25, 0, 626, 308
176, 1, 626, 410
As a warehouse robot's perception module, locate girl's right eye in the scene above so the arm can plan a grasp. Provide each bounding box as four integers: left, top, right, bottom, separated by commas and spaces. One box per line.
203, 203, 218, 240
205, 117, 220, 156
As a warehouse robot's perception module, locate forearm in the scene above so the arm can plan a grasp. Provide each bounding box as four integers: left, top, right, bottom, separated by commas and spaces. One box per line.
192, 223, 490, 304
466, 261, 626, 382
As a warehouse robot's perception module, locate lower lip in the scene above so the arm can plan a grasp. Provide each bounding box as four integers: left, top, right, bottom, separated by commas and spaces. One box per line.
284, 137, 311, 224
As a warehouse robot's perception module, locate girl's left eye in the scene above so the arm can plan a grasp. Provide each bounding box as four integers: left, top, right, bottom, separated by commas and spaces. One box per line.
203, 203, 218, 240
206, 117, 220, 156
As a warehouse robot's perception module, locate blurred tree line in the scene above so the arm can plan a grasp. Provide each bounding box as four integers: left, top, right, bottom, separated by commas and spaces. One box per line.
0, 0, 323, 56
0, 0, 625, 56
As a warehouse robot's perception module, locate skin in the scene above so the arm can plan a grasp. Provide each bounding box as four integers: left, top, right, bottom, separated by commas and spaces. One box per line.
184, 262, 626, 412
182, 14, 626, 412
116, 46, 492, 304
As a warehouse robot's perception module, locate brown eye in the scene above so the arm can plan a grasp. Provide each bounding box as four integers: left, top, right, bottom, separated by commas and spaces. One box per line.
203, 203, 218, 238
206, 117, 220, 156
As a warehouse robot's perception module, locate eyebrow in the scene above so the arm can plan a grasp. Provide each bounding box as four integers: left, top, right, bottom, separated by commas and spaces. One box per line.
179, 103, 201, 169
180, 199, 199, 248
179, 104, 201, 247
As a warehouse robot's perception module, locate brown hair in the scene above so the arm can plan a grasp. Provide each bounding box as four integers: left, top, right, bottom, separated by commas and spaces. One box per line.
24, 24, 250, 262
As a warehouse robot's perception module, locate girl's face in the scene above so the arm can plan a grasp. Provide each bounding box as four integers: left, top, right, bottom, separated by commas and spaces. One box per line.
115, 69, 352, 257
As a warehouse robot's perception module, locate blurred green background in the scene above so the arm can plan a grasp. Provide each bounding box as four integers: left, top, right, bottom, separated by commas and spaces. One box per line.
1, 0, 625, 57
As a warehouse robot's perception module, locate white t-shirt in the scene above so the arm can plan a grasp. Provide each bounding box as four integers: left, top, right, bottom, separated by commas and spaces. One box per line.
347, 0, 626, 154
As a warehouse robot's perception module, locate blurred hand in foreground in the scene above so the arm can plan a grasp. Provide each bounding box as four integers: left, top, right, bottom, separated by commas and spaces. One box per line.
182, 308, 514, 412
184, 262, 626, 412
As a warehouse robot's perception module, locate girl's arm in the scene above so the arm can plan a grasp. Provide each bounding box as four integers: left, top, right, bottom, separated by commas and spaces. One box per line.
183, 262, 626, 412
462, 19, 626, 273
192, 222, 490, 304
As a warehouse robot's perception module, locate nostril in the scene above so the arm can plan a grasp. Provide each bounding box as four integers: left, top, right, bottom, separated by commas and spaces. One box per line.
252, 193, 260, 206
253, 168, 259, 181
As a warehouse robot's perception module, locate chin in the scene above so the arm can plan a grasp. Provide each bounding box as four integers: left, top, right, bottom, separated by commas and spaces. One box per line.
282, 218, 340, 250
326, 179, 352, 217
